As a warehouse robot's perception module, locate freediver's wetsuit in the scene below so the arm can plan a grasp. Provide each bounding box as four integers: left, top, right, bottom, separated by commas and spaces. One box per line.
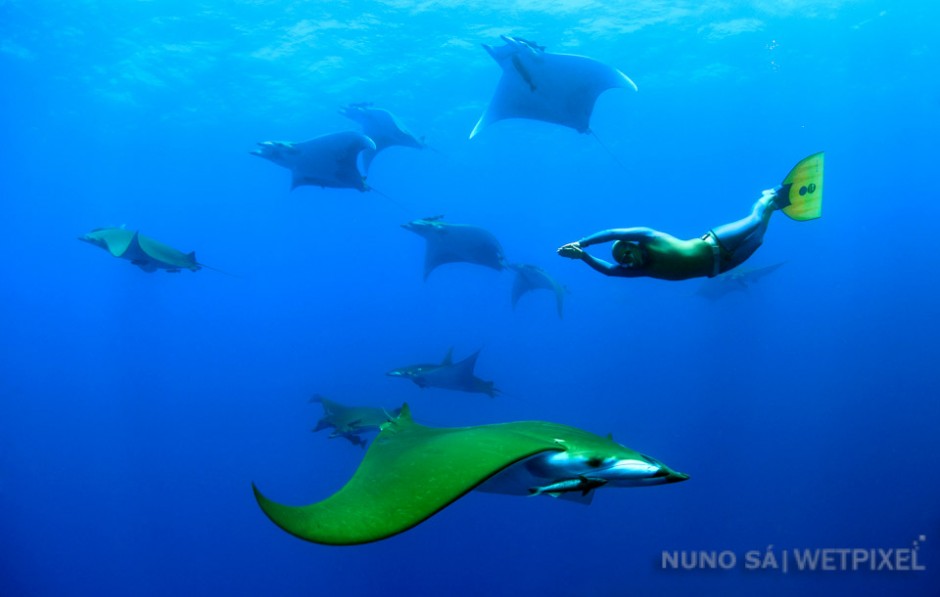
572, 190, 779, 281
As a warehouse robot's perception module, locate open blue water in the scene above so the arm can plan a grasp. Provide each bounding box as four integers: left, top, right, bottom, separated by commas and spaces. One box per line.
1, 2, 938, 595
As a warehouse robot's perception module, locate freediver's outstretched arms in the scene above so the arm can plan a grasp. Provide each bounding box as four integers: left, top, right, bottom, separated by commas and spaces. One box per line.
556, 227, 656, 278
577, 227, 658, 247
556, 227, 657, 258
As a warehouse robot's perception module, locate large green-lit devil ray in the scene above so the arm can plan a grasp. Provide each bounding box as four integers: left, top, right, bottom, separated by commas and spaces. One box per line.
253, 404, 686, 546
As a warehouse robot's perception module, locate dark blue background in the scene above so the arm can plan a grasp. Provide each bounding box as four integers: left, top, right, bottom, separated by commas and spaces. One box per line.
1, 1, 937, 595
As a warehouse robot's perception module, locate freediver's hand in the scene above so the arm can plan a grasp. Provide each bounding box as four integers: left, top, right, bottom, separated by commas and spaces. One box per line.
557, 242, 583, 259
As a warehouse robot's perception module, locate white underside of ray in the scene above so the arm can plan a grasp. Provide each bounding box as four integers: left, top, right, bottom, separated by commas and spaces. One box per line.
477, 450, 664, 504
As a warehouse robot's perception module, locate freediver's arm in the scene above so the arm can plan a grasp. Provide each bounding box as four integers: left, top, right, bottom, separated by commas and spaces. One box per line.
557, 243, 640, 277
577, 227, 658, 248
578, 252, 638, 277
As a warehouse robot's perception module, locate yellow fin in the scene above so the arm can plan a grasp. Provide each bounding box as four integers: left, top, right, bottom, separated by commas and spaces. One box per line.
778, 152, 824, 221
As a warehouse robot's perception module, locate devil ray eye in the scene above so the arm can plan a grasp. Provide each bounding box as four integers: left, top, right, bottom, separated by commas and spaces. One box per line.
586, 457, 603, 468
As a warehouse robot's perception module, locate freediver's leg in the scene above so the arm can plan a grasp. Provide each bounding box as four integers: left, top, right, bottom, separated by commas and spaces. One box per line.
709, 190, 778, 268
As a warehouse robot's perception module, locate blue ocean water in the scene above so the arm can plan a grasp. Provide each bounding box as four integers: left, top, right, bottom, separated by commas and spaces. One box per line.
1, 1, 938, 595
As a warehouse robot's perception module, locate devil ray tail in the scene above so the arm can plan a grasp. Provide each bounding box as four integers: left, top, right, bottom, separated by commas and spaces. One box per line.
197, 262, 240, 277
367, 185, 413, 214
591, 130, 629, 174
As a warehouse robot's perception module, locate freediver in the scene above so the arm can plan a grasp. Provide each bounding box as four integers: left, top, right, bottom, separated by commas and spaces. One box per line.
557, 153, 824, 280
